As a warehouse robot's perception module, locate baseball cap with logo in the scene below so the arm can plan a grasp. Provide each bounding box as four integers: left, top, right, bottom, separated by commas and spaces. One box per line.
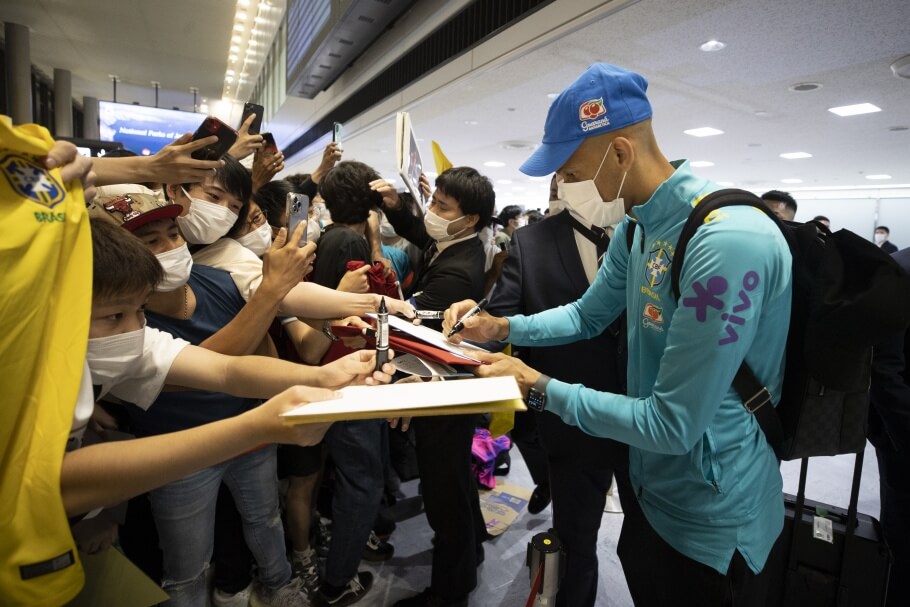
88, 190, 182, 232
520, 63, 653, 177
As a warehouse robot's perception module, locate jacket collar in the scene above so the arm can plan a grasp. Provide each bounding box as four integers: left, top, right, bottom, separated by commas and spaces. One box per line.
631, 160, 716, 235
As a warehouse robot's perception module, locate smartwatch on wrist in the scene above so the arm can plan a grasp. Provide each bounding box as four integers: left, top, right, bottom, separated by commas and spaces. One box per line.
526, 375, 551, 412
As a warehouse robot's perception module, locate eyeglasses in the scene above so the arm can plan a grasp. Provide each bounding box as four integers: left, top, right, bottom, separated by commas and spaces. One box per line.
248, 210, 266, 229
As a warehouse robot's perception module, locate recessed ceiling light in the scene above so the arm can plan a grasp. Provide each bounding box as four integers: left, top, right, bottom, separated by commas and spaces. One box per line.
546, 93, 559, 100
828, 103, 882, 117
699, 40, 726, 52
226, 69, 235, 76
225, 76, 234, 83
234, 24, 245, 32
238, 0, 249, 6
484, 161, 505, 168
684, 127, 724, 137
229, 54, 238, 62
780, 152, 813, 159
865, 174, 892, 180
891, 54, 910, 79
232, 35, 242, 43
717, 181, 735, 187
500, 140, 537, 151
789, 82, 822, 92
236, 11, 247, 21
464, 120, 478, 126
690, 160, 715, 168
497, 179, 513, 185
781, 178, 803, 184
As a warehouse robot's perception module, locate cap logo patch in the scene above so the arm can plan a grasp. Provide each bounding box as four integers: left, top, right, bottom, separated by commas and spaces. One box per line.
578, 98, 610, 132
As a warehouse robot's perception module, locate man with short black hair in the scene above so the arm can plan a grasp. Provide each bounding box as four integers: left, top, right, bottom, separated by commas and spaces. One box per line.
374, 167, 494, 607
761, 190, 798, 222
876, 226, 898, 253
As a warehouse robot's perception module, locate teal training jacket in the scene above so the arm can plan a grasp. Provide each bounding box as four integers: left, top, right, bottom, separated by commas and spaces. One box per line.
508, 161, 792, 574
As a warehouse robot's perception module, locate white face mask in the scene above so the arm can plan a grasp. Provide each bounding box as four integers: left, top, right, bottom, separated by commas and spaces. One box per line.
175, 187, 238, 244
85, 326, 146, 396
236, 221, 273, 257
874, 233, 887, 244
379, 214, 398, 238
557, 141, 627, 228
424, 209, 470, 242
155, 244, 193, 292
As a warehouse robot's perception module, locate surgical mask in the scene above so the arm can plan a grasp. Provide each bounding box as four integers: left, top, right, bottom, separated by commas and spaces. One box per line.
85, 326, 146, 395
875, 233, 887, 244
424, 209, 470, 242
236, 221, 273, 257
175, 188, 238, 244
155, 244, 193, 291
379, 214, 398, 238
557, 141, 627, 228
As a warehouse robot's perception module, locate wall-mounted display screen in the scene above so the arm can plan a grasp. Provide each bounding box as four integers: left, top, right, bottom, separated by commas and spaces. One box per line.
99, 101, 207, 155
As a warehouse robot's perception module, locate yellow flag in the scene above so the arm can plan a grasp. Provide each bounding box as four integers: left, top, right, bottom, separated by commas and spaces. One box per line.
431, 141, 453, 174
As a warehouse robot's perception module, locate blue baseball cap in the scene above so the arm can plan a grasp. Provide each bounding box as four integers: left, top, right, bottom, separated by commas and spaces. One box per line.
520, 63, 653, 177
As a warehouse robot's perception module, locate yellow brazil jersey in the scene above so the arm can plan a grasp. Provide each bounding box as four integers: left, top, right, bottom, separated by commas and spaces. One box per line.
0, 117, 91, 605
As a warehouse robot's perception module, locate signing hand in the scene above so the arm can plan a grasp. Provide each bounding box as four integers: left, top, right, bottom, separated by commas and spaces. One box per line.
442, 299, 509, 344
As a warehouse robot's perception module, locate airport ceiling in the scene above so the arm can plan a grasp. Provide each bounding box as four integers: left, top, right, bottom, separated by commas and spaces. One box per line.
3, 0, 909, 209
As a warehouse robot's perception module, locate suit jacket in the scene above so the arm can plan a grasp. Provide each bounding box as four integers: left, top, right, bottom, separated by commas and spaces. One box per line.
486, 211, 626, 392
869, 247, 910, 456
384, 205, 486, 330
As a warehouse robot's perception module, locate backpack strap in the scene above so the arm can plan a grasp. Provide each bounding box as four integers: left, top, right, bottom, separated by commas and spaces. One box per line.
670, 189, 786, 457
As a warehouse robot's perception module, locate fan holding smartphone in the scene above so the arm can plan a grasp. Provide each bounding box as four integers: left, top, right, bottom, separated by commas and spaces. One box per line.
286, 193, 310, 247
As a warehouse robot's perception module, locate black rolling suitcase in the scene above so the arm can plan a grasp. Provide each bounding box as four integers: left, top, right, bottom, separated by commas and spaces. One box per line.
768, 451, 892, 606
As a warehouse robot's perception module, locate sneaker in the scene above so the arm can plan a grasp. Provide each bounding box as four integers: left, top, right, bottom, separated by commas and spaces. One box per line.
292, 547, 320, 597
251, 576, 310, 607
213, 583, 253, 607
362, 530, 394, 562
317, 571, 373, 607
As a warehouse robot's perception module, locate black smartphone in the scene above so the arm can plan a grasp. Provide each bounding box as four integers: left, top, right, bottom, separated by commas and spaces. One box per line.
261, 132, 278, 154
190, 117, 238, 161
333, 121, 343, 149
241, 102, 265, 135
286, 193, 310, 246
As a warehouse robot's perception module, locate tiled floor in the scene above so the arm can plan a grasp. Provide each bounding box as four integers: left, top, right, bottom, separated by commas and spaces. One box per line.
355, 442, 881, 606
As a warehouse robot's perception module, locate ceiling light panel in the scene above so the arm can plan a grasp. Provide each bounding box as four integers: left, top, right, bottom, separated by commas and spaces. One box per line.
222, 0, 287, 102
780, 152, 813, 159
828, 103, 882, 117
684, 127, 724, 137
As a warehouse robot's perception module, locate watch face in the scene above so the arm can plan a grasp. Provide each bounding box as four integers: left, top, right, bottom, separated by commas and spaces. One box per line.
527, 388, 546, 411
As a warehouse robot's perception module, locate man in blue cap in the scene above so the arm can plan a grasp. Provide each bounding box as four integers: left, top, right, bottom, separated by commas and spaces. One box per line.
444, 63, 792, 605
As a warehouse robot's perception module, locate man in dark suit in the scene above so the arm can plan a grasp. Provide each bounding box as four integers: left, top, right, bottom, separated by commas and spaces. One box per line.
373, 167, 495, 607
869, 247, 910, 606
485, 188, 634, 607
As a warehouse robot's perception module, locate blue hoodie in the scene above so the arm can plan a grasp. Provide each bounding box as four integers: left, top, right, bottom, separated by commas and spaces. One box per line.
507, 161, 791, 574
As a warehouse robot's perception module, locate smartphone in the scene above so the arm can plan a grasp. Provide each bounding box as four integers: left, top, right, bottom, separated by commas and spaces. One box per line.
241, 102, 264, 135
261, 132, 278, 154
190, 117, 238, 161
286, 193, 310, 246
333, 121, 343, 150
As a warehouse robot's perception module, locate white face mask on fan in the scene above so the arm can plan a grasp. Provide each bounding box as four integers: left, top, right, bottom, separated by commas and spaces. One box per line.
175, 187, 238, 244
85, 326, 146, 396
236, 221, 273, 257
557, 141, 627, 228
155, 244, 194, 291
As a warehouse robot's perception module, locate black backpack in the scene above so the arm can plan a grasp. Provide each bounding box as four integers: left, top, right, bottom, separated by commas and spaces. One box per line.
668, 189, 910, 460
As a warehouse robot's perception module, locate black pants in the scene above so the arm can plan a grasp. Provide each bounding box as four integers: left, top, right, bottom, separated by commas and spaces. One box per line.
535, 410, 631, 607
511, 409, 550, 487
413, 413, 484, 599
618, 497, 783, 607
876, 444, 910, 606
